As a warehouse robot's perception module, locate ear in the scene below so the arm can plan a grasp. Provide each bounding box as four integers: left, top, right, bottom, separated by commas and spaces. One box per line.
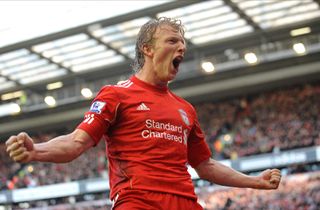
141, 44, 154, 57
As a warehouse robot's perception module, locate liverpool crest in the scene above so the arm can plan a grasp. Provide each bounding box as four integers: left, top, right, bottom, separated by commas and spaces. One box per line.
178, 109, 190, 126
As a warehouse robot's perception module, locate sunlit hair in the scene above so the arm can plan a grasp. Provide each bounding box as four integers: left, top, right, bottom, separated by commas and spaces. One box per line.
132, 17, 185, 72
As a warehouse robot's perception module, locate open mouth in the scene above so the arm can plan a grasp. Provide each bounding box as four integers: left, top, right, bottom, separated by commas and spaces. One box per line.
172, 56, 184, 70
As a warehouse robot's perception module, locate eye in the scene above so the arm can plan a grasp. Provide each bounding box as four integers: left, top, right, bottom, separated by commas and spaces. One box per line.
168, 38, 177, 44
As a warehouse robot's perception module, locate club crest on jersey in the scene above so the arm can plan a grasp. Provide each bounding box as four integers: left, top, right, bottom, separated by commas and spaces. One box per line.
179, 109, 190, 126
90, 101, 106, 114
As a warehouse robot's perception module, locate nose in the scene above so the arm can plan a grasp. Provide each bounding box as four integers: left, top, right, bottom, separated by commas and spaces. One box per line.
178, 41, 186, 55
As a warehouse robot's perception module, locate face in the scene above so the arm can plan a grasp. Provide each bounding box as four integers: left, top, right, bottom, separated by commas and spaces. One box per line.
148, 24, 186, 83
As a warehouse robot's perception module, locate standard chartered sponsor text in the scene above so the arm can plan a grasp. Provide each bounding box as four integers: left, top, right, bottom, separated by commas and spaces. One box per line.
146, 119, 182, 133
142, 119, 187, 144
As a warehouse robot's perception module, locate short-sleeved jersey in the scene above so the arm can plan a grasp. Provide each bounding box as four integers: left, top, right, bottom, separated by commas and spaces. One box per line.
77, 76, 211, 200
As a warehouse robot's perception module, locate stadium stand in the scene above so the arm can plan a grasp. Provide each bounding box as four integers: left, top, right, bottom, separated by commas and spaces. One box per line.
197, 83, 320, 160
197, 171, 320, 210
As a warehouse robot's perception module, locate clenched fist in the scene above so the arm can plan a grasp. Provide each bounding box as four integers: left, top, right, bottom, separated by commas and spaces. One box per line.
257, 169, 282, 189
6, 132, 34, 163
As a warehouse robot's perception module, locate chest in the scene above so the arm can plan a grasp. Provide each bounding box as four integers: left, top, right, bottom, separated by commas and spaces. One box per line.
108, 93, 192, 149
106, 91, 194, 160
120, 92, 192, 131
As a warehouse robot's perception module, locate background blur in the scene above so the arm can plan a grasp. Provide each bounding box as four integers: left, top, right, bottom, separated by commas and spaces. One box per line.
0, 1, 320, 209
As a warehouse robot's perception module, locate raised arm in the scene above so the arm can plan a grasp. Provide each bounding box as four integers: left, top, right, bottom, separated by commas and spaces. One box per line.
195, 158, 281, 190
5, 129, 94, 163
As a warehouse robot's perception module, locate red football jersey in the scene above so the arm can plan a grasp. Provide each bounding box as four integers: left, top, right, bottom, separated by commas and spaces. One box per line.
78, 76, 211, 200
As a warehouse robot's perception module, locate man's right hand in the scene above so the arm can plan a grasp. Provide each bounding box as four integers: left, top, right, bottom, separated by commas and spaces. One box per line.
6, 132, 34, 163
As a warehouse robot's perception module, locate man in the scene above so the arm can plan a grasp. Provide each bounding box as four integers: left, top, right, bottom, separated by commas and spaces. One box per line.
6, 17, 281, 209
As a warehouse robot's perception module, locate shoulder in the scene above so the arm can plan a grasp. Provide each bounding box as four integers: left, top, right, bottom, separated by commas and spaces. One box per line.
95, 79, 136, 101
98, 79, 134, 93
114, 79, 134, 89
169, 91, 196, 115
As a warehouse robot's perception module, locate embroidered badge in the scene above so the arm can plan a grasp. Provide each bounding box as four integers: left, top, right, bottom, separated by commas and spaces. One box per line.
179, 109, 190, 126
90, 101, 106, 114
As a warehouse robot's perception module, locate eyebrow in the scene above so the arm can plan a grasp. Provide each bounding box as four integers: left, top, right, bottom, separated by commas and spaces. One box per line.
167, 36, 186, 44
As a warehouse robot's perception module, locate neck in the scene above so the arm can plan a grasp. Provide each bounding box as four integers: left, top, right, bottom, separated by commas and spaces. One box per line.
135, 66, 168, 87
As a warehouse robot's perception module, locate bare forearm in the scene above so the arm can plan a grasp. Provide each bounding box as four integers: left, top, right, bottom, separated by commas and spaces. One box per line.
32, 135, 79, 163
196, 159, 261, 189
32, 130, 94, 163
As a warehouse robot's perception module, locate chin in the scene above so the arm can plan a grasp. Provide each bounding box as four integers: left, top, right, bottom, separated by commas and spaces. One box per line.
164, 74, 175, 82
161, 78, 173, 83
169, 72, 178, 80
157, 70, 177, 83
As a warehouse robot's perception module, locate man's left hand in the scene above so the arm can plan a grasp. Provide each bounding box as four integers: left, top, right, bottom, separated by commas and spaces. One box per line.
257, 169, 282, 189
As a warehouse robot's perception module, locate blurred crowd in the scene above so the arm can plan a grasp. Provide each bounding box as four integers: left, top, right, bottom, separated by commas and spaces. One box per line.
0, 133, 107, 190
0, 82, 319, 190
196, 83, 320, 160
12, 171, 320, 210
197, 171, 320, 210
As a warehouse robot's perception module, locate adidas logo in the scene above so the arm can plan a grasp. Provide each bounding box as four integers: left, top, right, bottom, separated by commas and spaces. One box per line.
137, 103, 150, 111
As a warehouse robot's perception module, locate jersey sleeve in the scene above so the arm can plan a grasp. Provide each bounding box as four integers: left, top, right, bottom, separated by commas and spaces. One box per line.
187, 113, 212, 168
77, 86, 120, 145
